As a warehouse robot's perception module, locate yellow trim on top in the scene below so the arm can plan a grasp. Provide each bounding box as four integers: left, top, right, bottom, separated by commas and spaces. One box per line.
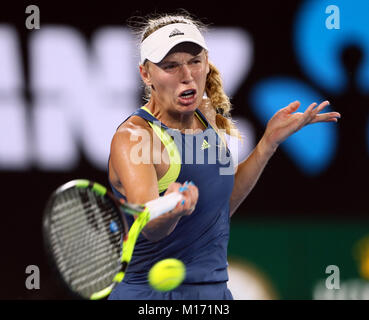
140, 106, 181, 194
194, 111, 207, 129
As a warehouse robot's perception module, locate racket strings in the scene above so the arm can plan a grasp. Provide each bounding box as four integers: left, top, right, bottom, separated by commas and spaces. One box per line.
48, 187, 124, 298
51, 201, 120, 293
52, 189, 120, 247
51, 202, 118, 253
51, 205, 119, 269
51, 196, 114, 235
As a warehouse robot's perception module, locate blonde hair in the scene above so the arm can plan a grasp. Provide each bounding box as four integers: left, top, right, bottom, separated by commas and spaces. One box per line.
206, 62, 241, 140
131, 12, 241, 140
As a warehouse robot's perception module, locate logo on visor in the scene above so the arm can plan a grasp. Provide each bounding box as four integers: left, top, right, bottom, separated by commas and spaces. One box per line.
169, 29, 185, 37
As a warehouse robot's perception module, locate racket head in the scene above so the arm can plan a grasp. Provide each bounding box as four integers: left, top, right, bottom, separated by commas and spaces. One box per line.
42, 179, 129, 300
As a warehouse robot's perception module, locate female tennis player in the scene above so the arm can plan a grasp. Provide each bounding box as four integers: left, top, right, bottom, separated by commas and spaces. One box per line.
107, 12, 341, 300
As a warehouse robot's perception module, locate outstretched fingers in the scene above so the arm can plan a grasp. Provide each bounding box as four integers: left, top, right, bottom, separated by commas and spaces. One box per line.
311, 112, 341, 123
283, 100, 301, 114
315, 100, 330, 113
308, 100, 341, 124
303, 100, 334, 124
296, 102, 317, 126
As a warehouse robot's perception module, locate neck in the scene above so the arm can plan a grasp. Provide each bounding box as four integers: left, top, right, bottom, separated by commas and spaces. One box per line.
145, 99, 205, 133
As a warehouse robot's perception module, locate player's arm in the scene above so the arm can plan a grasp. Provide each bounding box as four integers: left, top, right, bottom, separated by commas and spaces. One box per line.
229, 100, 340, 216
229, 137, 276, 217
109, 120, 198, 242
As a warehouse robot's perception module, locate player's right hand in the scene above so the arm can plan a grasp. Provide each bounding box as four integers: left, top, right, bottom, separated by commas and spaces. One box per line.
164, 181, 199, 217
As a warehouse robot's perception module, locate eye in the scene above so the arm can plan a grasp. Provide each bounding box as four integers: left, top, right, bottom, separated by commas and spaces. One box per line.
162, 63, 178, 70
190, 59, 202, 65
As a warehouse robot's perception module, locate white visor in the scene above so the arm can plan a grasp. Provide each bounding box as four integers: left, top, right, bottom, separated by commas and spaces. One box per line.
140, 23, 208, 64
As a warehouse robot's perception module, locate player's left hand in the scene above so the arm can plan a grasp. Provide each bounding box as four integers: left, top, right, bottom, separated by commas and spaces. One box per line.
262, 100, 341, 151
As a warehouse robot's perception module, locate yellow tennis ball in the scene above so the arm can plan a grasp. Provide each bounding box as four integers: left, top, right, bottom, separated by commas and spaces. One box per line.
148, 258, 186, 292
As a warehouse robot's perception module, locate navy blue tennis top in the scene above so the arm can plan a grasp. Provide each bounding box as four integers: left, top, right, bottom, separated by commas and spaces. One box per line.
108, 107, 235, 284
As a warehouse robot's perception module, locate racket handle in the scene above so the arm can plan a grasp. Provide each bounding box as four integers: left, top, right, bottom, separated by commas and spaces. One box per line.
145, 192, 183, 220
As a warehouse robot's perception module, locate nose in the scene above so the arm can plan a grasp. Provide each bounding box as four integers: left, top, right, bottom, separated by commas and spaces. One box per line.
179, 64, 193, 83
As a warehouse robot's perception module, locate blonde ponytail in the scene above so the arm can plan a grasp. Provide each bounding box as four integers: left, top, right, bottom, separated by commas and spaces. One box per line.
206, 62, 242, 141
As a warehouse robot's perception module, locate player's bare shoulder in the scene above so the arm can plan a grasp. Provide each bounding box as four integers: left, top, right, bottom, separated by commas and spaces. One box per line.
117, 115, 152, 136
111, 115, 153, 149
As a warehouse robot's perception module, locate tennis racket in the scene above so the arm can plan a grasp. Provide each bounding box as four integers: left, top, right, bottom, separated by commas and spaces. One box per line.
42, 179, 183, 300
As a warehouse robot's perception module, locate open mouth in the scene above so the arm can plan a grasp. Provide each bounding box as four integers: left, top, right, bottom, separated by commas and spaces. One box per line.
179, 89, 196, 99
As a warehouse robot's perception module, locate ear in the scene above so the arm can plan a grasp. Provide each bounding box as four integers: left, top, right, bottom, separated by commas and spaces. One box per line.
139, 64, 152, 87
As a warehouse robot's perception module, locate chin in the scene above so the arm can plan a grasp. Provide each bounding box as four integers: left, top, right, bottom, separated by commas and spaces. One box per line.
178, 104, 198, 113
178, 98, 202, 112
